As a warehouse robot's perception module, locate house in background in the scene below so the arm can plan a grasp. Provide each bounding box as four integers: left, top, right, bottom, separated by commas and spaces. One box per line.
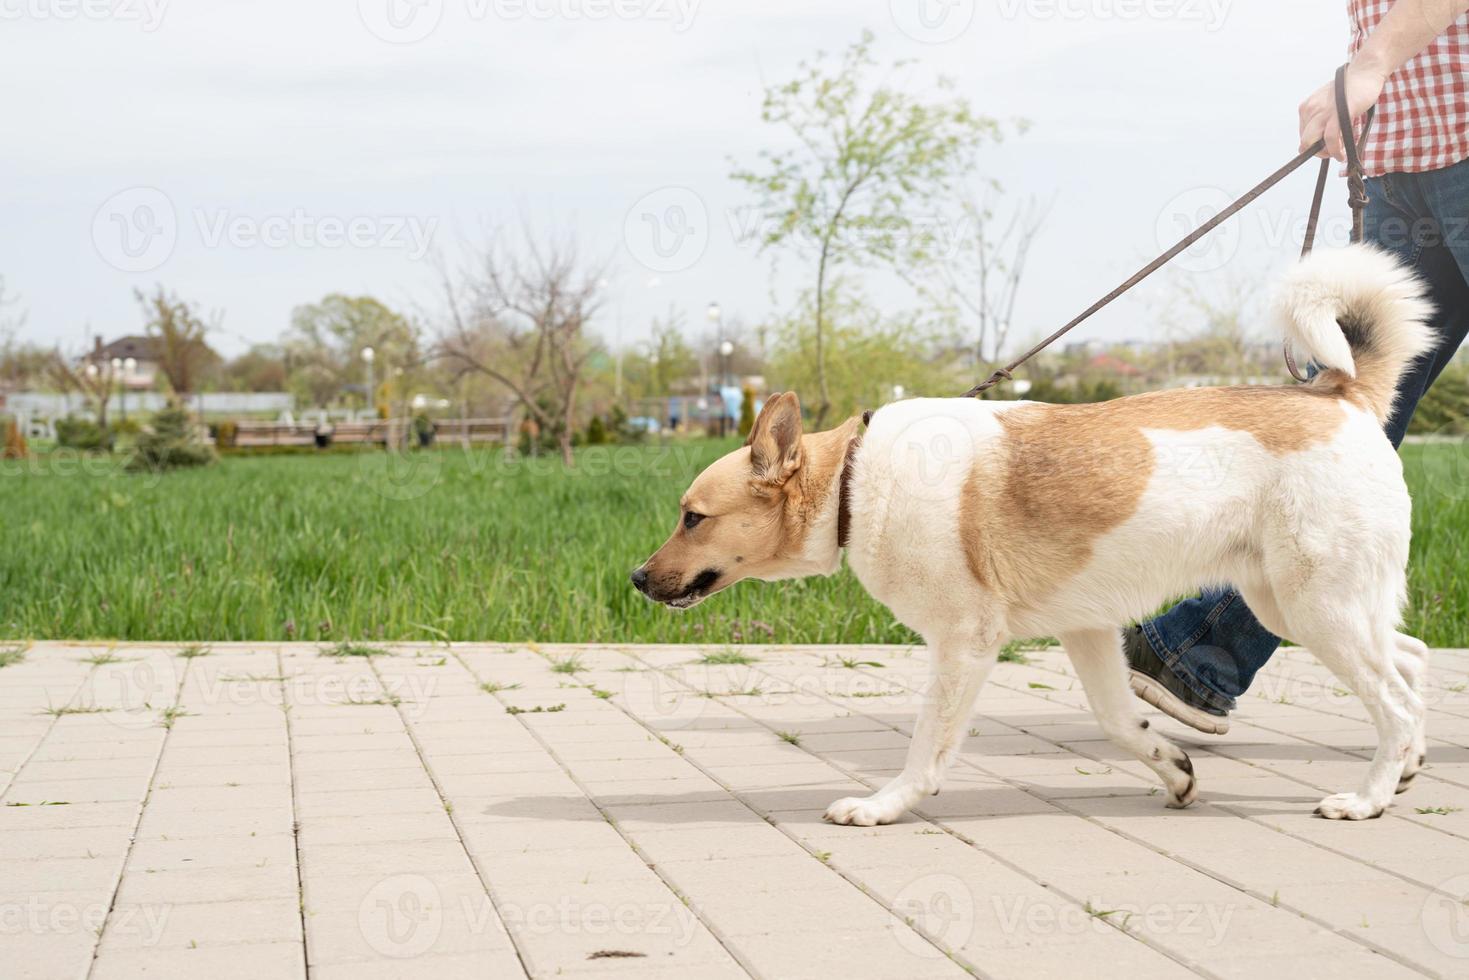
81, 335, 161, 390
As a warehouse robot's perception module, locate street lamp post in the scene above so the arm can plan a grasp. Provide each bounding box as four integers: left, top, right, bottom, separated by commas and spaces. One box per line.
706, 302, 723, 436
110, 357, 126, 423
122, 357, 136, 420
361, 346, 376, 420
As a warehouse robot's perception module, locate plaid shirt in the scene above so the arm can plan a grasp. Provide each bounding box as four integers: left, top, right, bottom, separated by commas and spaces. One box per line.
1349, 1, 1469, 175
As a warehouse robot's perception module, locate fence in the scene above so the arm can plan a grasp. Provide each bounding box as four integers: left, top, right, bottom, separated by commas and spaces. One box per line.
228, 417, 511, 449
11, 392, 296, 441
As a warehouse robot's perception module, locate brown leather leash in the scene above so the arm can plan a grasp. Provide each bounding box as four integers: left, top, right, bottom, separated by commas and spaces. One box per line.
1285, 64, 1376, 380
964, 64, 1376, 398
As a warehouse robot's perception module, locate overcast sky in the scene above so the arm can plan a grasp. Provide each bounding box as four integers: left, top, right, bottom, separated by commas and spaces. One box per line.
2, 0, 1356, 361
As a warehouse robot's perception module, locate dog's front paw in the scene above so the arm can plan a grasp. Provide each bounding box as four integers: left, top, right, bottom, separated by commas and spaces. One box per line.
823, 794, 908, 826
1314, 792, 1384, 821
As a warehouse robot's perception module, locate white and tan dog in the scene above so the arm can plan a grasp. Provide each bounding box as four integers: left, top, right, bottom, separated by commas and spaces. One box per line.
632, 244, 1434, 824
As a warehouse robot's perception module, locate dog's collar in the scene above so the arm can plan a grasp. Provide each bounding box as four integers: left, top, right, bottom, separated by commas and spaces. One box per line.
835, 434, 862, 550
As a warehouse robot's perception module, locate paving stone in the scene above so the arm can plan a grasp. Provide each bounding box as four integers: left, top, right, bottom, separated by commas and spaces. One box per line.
7, 641, 1469, 978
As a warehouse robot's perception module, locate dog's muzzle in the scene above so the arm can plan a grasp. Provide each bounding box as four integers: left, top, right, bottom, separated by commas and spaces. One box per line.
632, 566, 720, 608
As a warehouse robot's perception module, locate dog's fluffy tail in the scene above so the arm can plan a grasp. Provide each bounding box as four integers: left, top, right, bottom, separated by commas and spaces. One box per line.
1275, 244, 1435, 424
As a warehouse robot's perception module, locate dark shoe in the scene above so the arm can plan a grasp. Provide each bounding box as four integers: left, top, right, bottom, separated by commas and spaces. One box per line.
1124, 626, 1230, 735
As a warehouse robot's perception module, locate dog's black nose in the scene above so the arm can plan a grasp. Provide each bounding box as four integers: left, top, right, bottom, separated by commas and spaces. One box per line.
630, 568, 650, 593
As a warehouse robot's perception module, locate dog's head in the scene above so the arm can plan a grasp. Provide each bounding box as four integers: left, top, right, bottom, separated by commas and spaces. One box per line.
631, 392, 851, 609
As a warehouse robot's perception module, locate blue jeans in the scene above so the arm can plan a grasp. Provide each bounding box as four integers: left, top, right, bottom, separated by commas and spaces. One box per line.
1144, 156, 1469, 711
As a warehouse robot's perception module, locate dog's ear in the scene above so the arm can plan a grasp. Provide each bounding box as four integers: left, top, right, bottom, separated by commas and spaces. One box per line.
748, 391, 803, 486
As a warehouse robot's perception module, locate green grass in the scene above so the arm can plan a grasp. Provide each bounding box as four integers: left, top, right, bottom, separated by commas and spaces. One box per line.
0, 441, 1465, 646
320, 642, 390, 658
699, 649, 758, 665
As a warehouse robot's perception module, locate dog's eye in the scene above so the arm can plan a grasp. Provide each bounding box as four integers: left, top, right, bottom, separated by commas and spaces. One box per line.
683, 511, 706, 531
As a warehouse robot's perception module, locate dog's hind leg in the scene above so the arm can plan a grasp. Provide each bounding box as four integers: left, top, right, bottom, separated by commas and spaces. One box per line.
1298, 628, 1421, 820
824, 634, 997, 827
1061, 628, 1198, 808
1393, 631, 1430, 793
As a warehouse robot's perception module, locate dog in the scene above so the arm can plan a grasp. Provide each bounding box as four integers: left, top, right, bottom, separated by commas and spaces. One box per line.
632, 244, 1434, 824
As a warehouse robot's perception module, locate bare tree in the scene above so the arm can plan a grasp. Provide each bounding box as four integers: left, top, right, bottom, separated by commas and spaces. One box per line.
0, 275, 23, 342
48, 350, 116, 435
136, 286, 220, 402
435, 224, 605, 466
917, 192, 1049, 367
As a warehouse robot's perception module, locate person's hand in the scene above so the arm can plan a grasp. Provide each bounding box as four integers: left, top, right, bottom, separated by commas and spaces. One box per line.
1298, 63, 1387, 162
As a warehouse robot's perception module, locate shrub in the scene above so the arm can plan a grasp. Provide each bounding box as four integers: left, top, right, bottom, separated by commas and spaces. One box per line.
1409, 364, 1469, 435
55, 416, 108, 451
585, 414, 608, 445
2, 418, 27, 460
214, 419, 238, 450
413, 414, 437, 447
126, 405, 216, 473
738, 386, 756, 438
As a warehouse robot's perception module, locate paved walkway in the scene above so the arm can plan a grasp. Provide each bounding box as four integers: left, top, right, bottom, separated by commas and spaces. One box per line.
3, 641, 1469, 979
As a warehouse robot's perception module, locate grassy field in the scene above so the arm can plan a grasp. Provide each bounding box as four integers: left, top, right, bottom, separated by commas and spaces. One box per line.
1, 439, 1466, 646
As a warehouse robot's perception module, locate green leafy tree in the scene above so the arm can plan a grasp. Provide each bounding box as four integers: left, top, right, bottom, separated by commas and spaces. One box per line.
126, 405, 216, 473
287, 295, 418, 409
765, 284, 963, 420
731, 30, 1002, 425
620, 311, 701, 401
